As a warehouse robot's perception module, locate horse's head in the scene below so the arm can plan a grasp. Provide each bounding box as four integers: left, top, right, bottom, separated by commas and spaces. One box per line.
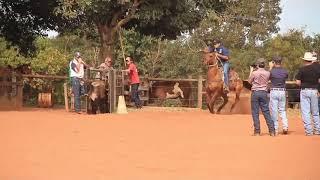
202, 47, 218, 66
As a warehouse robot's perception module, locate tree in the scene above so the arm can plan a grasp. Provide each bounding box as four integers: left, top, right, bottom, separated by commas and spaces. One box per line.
0, 37, 26, 68
55, 0, 226, 61
0, 0, 63, 55
264, 29, 309, 79
192, 0, 282, 48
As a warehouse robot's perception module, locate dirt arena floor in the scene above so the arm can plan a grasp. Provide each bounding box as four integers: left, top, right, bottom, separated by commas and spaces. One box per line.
0, 107, 320, 180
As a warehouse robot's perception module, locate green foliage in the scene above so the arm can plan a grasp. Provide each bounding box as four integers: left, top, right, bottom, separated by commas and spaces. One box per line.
195, 0, 282, 47
158, 38, 203, 78
231, 47, 263, 79
263, 30, 308, 79
31, 38, 69, 75
0, 37, 26, 68
161, 99, 183, 107
0, 0, 63, 54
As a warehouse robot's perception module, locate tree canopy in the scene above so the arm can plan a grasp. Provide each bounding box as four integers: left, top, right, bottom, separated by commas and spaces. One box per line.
55, 0, 229, 59
0, 0, 63, 55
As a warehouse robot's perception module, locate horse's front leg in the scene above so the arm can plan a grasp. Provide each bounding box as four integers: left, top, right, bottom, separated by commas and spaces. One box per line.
206, 93, 214, 113
217, 93, 228, 114
209, 91, 220, 114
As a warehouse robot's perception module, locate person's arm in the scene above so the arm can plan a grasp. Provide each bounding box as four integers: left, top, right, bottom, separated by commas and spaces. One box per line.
248, 70, 254, 84
296, 80, 301, 86
123, 64, 133, 73
295, 69, 302, 86
98, 63, 105, 70
123, 68, 130, 73
71, 61, 79, 73
216, 48, 229, 60
268, 61, 274, 70
78, 58, 89, 67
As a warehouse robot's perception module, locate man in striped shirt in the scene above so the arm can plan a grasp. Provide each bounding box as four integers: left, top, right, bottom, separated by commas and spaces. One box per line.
248, 58, 275, 136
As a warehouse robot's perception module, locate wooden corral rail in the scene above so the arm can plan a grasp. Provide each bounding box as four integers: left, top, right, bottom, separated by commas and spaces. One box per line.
22, 74, 68, 80
19, 73, 300, 110
145, 76, 204, 108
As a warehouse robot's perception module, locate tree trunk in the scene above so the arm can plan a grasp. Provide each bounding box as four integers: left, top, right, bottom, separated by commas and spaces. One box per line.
97, 24, 118, 63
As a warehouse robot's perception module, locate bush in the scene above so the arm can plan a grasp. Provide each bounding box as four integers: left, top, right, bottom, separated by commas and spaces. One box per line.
161, 98, 183, 107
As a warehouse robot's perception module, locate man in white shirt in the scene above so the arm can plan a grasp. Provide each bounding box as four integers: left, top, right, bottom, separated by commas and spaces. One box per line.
69, 52, 88, 114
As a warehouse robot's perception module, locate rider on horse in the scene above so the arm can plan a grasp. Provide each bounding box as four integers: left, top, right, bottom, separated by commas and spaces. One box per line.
208, 39, 230, 93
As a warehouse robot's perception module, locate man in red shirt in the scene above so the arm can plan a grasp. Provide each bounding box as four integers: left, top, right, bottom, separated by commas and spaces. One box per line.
124, 56, 142, 108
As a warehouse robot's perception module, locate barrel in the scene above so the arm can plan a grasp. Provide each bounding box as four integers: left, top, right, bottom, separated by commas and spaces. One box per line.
38, 93, 53, 108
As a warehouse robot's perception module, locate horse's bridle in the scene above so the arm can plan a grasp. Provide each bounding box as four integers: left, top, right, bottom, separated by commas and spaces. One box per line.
206, 52, 220, 68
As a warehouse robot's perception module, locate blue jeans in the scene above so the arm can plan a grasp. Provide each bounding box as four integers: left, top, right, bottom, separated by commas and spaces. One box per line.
300, 89, 320, 135
222, 61, 230, 86
270, 90, 288, 131
131, 83, 141, 107
318, 96, 320, 115
251, 90, 275, 134
71, 77, 81, 112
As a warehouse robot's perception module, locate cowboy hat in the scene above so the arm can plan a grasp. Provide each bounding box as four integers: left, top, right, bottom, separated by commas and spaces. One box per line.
301, 52, 317, 61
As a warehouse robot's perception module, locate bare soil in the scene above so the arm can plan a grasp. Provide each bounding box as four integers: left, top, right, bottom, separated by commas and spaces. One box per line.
0, 107, 319, 180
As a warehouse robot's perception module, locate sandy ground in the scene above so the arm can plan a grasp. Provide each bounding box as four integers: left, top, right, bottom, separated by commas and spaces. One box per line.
0, 107, 319, 180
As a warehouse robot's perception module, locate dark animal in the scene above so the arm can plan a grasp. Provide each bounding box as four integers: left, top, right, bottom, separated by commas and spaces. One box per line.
202, 48, 243, 114
87, 80, 109, 114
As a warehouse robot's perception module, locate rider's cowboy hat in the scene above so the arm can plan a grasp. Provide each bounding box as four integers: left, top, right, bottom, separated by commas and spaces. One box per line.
301, 52, 317, 61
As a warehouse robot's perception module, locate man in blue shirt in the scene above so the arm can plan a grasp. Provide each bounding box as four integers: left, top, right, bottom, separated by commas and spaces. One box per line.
210, 39, 230, 93
269, 56, 289, 135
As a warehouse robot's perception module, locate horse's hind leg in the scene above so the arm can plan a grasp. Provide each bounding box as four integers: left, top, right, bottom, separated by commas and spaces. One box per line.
217, 93, 228, 114
230, 81, 243, 112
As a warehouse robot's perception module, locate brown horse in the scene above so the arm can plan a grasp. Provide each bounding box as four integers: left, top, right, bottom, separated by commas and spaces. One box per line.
202, 49, 243, 114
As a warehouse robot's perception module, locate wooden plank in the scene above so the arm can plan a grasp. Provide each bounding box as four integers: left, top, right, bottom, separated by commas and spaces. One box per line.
22, 74, 67, 79
146, 77, 200, 82
197, 75, 203, 109
63, 83, 69, 112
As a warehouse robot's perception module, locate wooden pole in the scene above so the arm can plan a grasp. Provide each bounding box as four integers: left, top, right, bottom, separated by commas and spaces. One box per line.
16, 81, 23, 110
197, 75, 203, 109
118, 27, 126, 68
63, 82, 69, 112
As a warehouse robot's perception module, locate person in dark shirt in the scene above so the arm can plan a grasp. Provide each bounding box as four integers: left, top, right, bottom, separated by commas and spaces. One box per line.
269, 56, 289, 135
312, 52, 320, 115
295, 52, 320, 136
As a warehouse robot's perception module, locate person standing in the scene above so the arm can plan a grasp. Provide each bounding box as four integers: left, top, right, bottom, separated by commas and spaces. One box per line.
124, 56, 142, 109
311, 52, 320, 114
248, 58, 276, 136
269, 56, 289, 135
69, 52, 88, 114
99, 57, 114, 71
210, 39, 230, 93
96, 56, 114, 80
296, 52, 320, 136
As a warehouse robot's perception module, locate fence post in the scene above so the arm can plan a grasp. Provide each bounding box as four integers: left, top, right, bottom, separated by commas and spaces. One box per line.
197, 75, 203, 109
63, 82, 69, 112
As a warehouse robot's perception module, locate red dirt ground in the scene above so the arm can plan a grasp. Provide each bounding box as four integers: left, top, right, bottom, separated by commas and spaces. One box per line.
0, 108, 319, 180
